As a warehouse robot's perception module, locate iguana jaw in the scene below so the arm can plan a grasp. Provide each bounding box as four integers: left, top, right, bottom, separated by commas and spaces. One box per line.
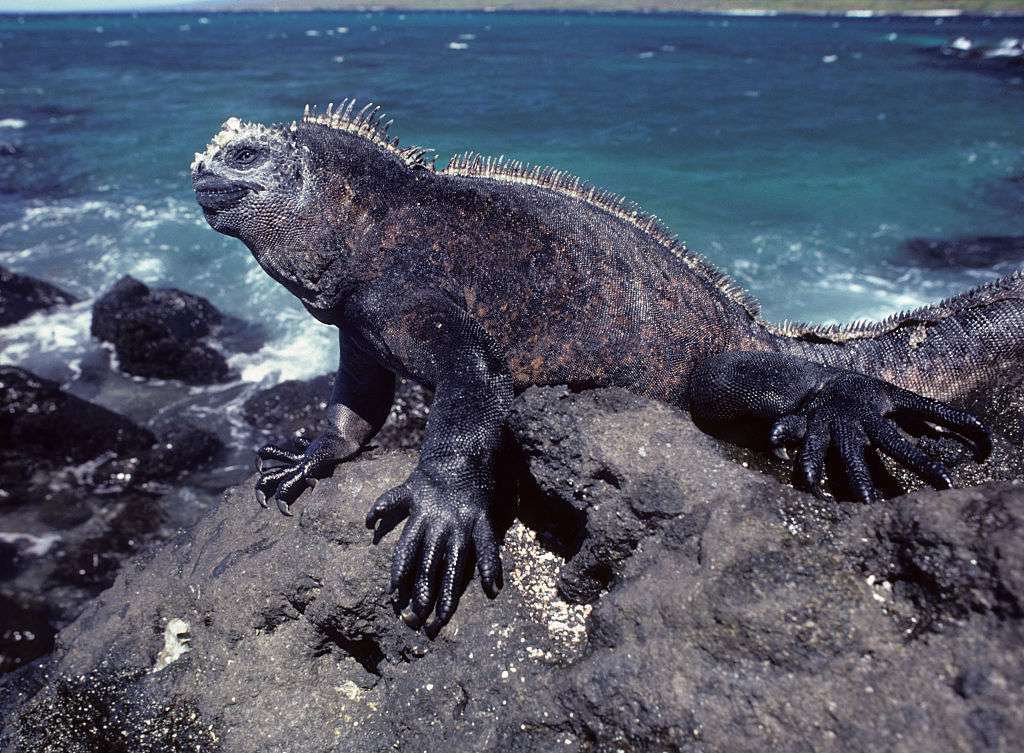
193, 175, 257, 213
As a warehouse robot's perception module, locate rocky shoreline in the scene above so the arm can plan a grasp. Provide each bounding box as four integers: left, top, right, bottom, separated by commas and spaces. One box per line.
0, 268, 430, 684
1, 266, 1022, 751
0, 386, 1020, 752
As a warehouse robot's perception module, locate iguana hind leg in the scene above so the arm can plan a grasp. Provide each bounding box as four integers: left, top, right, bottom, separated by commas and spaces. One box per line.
688, 351, 991, 502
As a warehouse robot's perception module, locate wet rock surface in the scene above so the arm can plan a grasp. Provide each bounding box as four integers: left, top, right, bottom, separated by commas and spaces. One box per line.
242, 373, 432, 451
903, 235, 1024, 269
2, 385, 1021, 752
0, 366, 222, 675
0, 265, 78, 327
90, 275, 264, 385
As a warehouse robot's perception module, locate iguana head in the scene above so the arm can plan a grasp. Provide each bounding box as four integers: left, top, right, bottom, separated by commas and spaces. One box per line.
190, 116, 306, 241
191, 103, 434, 313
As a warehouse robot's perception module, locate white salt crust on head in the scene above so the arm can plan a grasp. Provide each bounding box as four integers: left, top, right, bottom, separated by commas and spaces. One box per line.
191, 117, 278, 174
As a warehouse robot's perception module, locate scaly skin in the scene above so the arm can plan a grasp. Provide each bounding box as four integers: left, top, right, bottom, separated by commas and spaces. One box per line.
191, 103, 1023, 632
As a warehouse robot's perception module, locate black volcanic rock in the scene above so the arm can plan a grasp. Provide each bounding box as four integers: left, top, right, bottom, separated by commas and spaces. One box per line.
0, 366, 154, 472
3, 386, 1021, 752
0, 367, 222, 676
242, 373, 431, 451
0, 366, 223, 495
904, 235, 1024, 269
0, 266, 77, 327
0, 597, 54, 675
241, 373, 334, 439
924, 38, 1024, 78
90, 276, 263, 385
134, 425, 223, 482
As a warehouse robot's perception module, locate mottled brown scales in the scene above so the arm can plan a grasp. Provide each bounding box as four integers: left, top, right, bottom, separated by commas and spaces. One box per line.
192, 101, 1023, 633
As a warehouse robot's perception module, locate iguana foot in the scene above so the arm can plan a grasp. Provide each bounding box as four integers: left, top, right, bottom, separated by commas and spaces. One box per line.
365, 459, 502, 634
769, 372, 991, 502
254, 434, 351, 515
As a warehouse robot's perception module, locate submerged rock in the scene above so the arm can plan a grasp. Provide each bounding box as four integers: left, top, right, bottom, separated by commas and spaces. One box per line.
925, 37, 1024, 77
90, 276, 263, 385
2, 386, 1021, 752
0, 367, 222, 676
903, 235, 1024, 269
0, 266, 77, 327
242, 373, 432, 451
0, 366, 154, 471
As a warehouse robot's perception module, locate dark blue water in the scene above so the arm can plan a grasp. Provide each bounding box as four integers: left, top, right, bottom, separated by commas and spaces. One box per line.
1, 11, 1022, 426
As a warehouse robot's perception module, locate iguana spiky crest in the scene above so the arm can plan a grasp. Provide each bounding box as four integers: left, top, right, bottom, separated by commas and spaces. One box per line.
768, 268, 1024, 342
301, 100, 436, 170
295, 102, 759, 316
441, 151, 762, 317
294, 101, 1021, 346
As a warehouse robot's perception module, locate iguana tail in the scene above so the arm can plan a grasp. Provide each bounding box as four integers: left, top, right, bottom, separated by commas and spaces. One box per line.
769, 270, 1024, 403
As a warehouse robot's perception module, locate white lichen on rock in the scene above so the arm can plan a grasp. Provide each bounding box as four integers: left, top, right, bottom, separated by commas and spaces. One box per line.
505, 521, 590, 659
152, 617, 191, 673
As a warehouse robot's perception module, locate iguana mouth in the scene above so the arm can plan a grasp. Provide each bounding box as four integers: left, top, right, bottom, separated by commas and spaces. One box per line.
193, 176, 256, 212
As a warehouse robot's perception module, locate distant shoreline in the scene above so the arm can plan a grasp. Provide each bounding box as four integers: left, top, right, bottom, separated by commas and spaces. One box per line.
182, 0, 1024, 16
8, 9, 1024, 18
7, 2, 1024, 18
194, 8, 1024, 16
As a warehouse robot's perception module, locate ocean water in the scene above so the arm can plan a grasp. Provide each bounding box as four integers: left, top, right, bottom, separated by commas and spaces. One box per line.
0, 10, 1022, 450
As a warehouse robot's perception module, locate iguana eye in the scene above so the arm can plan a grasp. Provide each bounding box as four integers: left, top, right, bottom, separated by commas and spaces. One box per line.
230, 147, 262, 167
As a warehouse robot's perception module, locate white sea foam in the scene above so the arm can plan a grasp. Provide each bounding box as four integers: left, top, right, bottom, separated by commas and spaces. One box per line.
813, 271, 929, 324
228, 309, 336, 384
448, 42, 469, 50
105, 40, 130, 47
128, 256, 167, 279
7, 197, 199, 236
230, 335, 335, 384
822, 54, 838, 64
0, 532, 62, 557
16, 199, 122, 227
0, 301, 95, 381
905, 9, 962, 17
0, 118, 26, 129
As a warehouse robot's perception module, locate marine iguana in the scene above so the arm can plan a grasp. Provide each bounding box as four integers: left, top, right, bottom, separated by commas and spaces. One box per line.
191, 102, 1022, 632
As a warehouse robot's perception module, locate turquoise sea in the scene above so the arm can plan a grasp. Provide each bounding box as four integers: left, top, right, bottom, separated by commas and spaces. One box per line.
0, 10, 1022, 447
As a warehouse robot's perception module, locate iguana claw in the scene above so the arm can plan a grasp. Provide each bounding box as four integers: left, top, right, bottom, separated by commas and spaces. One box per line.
253, 435, 346, 515
774, 371, 988, 502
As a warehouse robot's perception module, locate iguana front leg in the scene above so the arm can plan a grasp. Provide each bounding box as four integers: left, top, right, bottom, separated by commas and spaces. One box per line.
350, 282, 513, 633
688, 351, 992, 502
255, 332, 396, 514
